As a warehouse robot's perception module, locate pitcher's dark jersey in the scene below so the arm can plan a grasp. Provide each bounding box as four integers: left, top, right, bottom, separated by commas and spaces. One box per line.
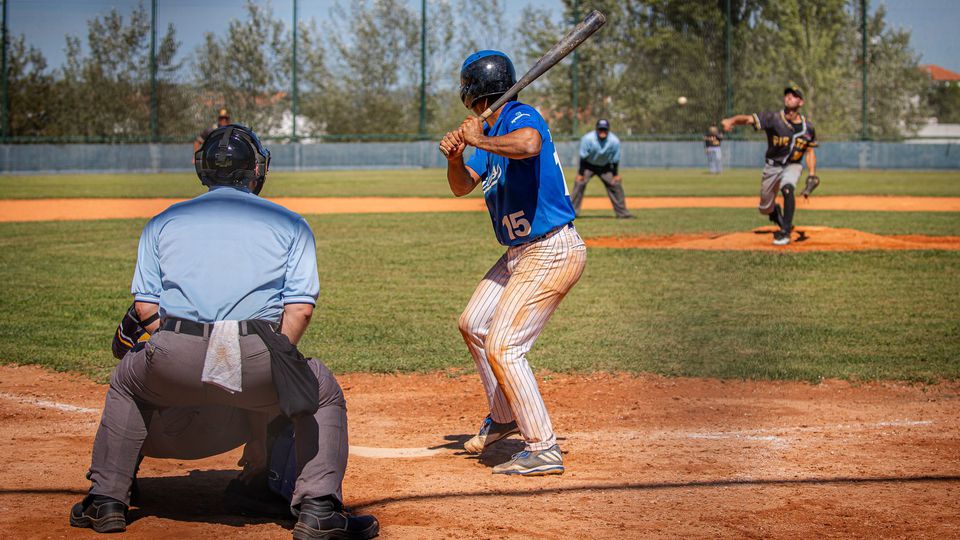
752, 110, 817, 165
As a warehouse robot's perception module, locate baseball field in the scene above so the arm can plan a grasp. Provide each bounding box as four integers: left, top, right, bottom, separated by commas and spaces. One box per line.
1, 167, 958, 538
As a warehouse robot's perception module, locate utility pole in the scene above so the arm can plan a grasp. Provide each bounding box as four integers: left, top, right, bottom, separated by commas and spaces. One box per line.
861, 0, 869, 140
570, 0, 580, 137
419, 0, 427, 138
150, 0, 158, 142
292, 0, 299, 141
724, 0, 732, 118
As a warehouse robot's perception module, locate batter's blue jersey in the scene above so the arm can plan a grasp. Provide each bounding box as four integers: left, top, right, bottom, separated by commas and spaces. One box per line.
465, 101, 575, 247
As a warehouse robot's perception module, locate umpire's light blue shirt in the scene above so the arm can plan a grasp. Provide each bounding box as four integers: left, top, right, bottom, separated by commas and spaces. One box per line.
578, 131, 621, 166
131, 186, 319, 323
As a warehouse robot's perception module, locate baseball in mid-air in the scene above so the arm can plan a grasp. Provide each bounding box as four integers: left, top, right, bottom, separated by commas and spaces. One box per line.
677, 96, 688, 106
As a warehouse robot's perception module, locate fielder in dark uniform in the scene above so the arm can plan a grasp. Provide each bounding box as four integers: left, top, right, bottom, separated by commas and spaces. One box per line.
71, 124, 379, 539
570, 119, 634, 219
722, 83, 818, 246
704, 125, 723, 174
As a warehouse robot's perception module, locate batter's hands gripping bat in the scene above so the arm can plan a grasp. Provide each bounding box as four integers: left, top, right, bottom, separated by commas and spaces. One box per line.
440, 9, 607, 156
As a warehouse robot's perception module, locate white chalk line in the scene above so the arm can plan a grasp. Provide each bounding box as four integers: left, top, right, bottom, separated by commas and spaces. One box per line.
349, 446, 441, 458
0, 391, 100, 414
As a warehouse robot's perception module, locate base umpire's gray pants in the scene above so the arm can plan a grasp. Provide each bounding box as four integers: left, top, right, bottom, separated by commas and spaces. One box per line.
87, 327, 348, 509
570, 169, 632, 218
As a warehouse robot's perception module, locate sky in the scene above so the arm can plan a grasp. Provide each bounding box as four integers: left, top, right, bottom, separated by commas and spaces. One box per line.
6, 0, 960, 73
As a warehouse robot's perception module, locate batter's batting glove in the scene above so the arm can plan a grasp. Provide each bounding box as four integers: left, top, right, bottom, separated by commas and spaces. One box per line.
801, 174, 820, 199
111, 302, 152, 359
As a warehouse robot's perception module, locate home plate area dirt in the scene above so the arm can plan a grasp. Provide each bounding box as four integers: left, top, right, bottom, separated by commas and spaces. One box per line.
0, 364, 958, 538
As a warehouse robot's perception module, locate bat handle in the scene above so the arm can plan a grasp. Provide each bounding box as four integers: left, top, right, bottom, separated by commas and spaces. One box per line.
438, 113, 487, 157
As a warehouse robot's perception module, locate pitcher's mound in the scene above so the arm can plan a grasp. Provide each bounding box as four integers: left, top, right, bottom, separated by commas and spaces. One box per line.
586, 227, 960, 252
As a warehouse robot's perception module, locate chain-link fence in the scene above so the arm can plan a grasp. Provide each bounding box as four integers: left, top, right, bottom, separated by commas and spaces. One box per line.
0, 0, 943, 143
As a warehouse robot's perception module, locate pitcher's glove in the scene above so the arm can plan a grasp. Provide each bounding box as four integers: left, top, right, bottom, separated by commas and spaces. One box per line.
801, 175, 820, 199
111, 302, 155, 359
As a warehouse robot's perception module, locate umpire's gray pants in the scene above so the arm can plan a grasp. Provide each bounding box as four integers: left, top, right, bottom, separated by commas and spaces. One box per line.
87, 328, 348, 509
570, 170, 632, 217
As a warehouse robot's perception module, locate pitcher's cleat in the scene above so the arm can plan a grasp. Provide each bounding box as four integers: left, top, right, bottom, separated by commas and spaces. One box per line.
491, 444, 565, 476
464, 415, 519, 454
773, 231, 791, 246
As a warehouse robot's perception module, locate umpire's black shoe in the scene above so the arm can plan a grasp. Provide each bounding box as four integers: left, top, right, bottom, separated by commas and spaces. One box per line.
69, 494, 127, 533
293, 499, 379, 539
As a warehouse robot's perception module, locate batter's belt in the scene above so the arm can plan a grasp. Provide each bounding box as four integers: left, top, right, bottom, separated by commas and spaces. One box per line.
524, 222, 573, 244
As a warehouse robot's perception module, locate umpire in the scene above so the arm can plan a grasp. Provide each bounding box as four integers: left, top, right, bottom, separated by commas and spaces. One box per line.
570, 119, 634, 219
70, 124, 379, 539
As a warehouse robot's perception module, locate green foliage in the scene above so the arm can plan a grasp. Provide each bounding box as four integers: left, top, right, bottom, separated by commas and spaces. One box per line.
927, 84, 960, 124
55, 3, 191, 139
517, 0, 929, 139
0, 0, 939, 141
194, 1, 294, 135
6, 35, 54, 137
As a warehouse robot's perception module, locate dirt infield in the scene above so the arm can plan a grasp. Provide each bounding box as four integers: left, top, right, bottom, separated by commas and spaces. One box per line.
1, 364, 958, 538
1, 195, 959, 222
586, 226, 960, 252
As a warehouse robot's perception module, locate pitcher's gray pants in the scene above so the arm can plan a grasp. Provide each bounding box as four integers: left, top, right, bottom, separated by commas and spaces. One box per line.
570, 170, 632, 218
86, 328, 348, 509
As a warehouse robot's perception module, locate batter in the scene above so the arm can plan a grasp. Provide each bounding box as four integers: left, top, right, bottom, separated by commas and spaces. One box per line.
439, 50, 586, 476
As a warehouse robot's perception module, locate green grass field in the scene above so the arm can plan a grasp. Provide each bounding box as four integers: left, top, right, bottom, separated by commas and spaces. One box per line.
0, 168, 958, 383
2, 168, 959, 199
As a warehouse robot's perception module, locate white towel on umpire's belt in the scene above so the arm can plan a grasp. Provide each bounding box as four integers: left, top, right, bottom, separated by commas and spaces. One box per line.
201, 320, 242, 393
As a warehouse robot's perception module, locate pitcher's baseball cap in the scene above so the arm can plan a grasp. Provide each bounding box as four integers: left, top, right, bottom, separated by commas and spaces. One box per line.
784, 83, 804, 99
596, 119, 610, 131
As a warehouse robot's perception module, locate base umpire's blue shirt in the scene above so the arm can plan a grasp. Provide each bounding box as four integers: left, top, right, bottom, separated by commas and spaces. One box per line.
131, 186, 319, 323
465, 101, 575, 246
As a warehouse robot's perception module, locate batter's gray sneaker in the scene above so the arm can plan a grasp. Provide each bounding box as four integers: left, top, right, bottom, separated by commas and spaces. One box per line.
491, 444, 565, 476
464, 415, 520, 454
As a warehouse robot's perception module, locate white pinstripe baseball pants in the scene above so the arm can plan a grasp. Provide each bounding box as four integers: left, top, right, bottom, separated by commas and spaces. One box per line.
458, 225, 587, 452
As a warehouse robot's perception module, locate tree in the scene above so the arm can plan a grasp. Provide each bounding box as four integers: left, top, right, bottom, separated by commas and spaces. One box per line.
55, 3, 186, 139
928, 84, 960, 124
194, 1, 291, 136
320, 0, 421, 136
5, 35, 55, 137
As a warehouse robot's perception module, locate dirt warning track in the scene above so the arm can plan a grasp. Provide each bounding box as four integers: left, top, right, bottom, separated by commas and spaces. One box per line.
0, 364, 958, 539
1, 195, 959, 223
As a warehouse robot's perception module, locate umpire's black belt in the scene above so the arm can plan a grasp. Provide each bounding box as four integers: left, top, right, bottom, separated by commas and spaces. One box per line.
160, 317, 278, 337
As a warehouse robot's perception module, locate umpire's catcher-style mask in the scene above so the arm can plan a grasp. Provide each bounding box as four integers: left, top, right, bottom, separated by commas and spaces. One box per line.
195, 124, 271, 195
459, 50, 517, 109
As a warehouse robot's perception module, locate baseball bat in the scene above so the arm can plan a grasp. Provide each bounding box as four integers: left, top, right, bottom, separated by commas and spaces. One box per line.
441, 9, 607, 156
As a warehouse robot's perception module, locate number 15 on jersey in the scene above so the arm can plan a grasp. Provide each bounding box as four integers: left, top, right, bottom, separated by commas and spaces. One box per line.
502, 210, 531, 241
